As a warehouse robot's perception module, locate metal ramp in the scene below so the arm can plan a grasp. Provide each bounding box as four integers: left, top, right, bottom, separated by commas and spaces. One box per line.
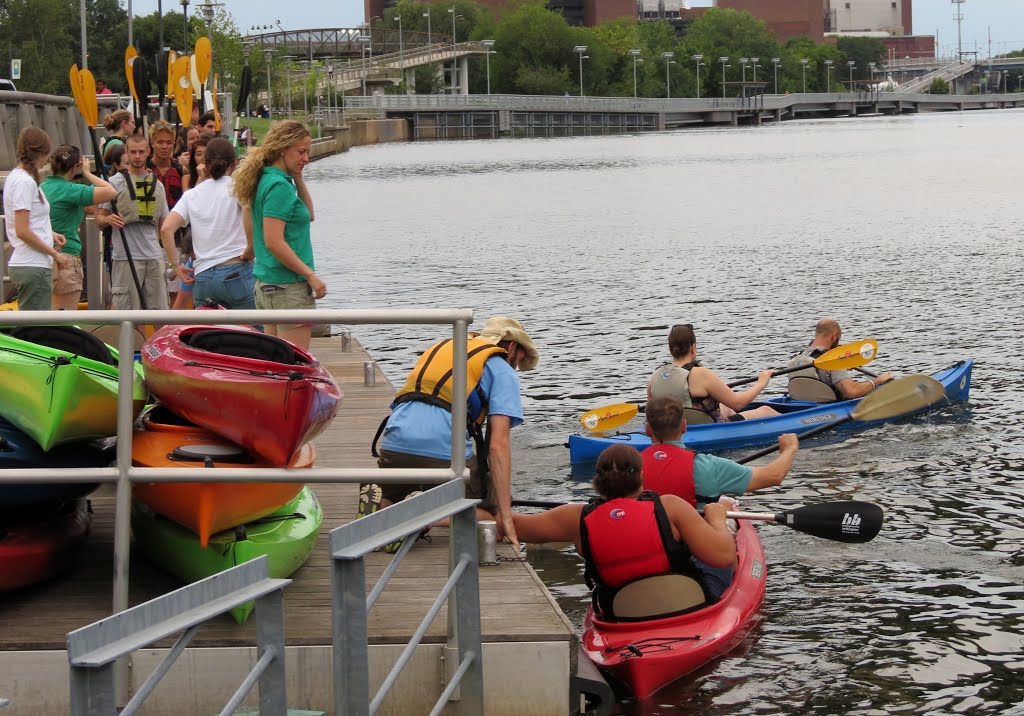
895, 60, 975, 93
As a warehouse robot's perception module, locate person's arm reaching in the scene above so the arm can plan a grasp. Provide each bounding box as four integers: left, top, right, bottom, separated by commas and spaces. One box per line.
664, 497, 736, 568
747, 433, 799, 491
703, 368, 774, 411
487, 414, 517, 550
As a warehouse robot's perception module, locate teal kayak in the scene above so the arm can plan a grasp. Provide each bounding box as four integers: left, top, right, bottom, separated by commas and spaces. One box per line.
132, 486, 323, 624
0, 326, 147, 450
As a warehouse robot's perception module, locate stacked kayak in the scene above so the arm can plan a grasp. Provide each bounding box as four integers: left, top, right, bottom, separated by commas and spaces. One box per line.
133, 487, 322, 624
569, 360, 973, 464
0, 325, 148, 450
0, 499, 92, 591
582, 519, 766, 698
0, 416, 113, 506
142, 324, 342, 466
132, 405, 314, 547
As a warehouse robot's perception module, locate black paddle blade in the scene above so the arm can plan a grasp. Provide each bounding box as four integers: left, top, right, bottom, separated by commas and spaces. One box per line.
237, 65, 252, 114
155, 52, 167, 105
777, 501, 883, 543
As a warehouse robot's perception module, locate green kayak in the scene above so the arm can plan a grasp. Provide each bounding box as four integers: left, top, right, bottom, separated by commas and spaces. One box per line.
132, 486, 323, 625
0, 325, 147, 450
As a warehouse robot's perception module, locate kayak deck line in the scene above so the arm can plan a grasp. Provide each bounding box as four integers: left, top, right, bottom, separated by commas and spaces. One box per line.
0, 335, 574, 716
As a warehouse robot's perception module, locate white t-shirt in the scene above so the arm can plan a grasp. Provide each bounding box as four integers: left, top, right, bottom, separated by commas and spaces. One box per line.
170, 176, 248, 275
3, 167, 54, 268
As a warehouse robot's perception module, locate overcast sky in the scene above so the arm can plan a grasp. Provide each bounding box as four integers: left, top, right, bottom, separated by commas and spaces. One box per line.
127, 1, 1024, 57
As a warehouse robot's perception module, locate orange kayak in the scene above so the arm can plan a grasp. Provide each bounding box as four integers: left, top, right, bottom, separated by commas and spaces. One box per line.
132, 405, 312, 547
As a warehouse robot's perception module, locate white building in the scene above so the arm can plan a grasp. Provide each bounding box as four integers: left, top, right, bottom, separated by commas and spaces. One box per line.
828, 0, 908, 35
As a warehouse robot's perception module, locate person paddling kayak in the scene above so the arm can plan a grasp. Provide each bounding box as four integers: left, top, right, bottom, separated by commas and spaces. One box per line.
788, 318, 894, 399
513, 444, 735, 620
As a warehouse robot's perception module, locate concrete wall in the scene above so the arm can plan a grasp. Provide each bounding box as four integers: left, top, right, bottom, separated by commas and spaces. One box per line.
831, 0, 906, 34
347, 119, 410, 147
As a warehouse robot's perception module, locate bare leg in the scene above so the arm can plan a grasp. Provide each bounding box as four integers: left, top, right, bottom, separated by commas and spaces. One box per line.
277, 324, 312, 350
739, 405, 782, 420
52, 291, 80, 310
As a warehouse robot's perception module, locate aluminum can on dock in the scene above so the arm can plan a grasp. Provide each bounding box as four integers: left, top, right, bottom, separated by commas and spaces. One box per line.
478, 520, 499, 565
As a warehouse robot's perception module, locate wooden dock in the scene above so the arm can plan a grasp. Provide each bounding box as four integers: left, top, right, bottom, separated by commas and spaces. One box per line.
0, 336, 575, 715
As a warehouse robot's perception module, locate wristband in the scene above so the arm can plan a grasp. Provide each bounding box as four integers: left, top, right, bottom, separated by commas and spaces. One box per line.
868, 379, 876, 389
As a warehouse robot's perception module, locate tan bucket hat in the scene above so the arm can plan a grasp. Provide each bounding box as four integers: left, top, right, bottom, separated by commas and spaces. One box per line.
470, 316, 539, 371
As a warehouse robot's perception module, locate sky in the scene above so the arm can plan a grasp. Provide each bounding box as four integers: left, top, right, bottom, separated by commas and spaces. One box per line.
127, 1, 1024, 56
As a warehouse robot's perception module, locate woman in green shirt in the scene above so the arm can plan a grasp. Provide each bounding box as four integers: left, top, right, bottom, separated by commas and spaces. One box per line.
41, 145, 117, 309
232, 120, 322, 350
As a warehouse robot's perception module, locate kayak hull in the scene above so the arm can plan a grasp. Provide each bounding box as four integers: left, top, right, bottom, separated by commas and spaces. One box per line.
581, 520, 766, 698
132, 487, 323, 624
0, 499, 92, 591
569, 360, 973, 464
0, 417, 113, 507
0, 327, 147, 450
141, 324, 342, 466
132, 405, 313, 547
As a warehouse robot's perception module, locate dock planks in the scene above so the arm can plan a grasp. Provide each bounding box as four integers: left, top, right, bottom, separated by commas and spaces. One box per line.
0, 336, 574, 653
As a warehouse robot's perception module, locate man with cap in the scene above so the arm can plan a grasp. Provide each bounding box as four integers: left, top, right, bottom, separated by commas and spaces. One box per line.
367, 316, 539, 550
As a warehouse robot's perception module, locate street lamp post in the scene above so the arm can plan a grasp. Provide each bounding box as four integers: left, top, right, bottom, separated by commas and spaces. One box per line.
693, 54, 704, 98
424, 9, 432, 62
181, 0, 189, 49
663, 51, 675, 98
357, 35, 370, 96
395, 15, 403, 59
630, 49, 642, 98
801, 58, 809, 93
575, 45, 588, 97
448, 6, 458, 47
720, 56, 729, 97
263, 47, 273, 118
751, 57, 760, 83
847, 60, 856, 89
824, 59, 834, 91
482, 39, 495, 95
771, 57, 780, 94
739, 57, 749, 83
242, 42, 252, 116
283, 55, 295, 115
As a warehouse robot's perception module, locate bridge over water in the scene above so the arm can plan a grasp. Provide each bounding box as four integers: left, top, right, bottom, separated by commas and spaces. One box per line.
243, 27, 450, 61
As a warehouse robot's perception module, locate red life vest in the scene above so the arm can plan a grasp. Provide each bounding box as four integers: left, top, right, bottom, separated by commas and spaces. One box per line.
152, 161, 183, 208
579, 491, 694, 590
641, 443, 697, 507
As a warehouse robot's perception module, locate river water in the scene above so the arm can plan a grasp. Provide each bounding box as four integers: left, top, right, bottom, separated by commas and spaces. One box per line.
307, 109, 1024, 714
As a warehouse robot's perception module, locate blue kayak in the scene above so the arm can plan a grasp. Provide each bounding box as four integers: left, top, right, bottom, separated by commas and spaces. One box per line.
567, 360, 973, 465
0, 417, 113, 507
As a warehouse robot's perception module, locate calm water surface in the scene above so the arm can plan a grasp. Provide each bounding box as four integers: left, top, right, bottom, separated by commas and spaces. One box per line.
307, 110, 1024, 714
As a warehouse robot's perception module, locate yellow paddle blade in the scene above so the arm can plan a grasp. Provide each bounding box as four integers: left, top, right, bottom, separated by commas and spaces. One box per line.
125, 46, 139, 102
78, 69, 98, 127
166, 50, 178, 96
69, 65, 85, 117
813, 339, 878, 371
194, 37, 212, 86
211, 72, 222, 130
190, 53, 202, 98
851, 374, 945, 422
580, 403, 639, 433
172, 56, 193, 125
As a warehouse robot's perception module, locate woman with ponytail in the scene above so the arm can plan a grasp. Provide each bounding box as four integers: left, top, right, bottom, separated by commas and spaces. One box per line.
3, 128, 69, 310
42, 145, 117, 309
161, 137, 255, 310
101, 109, 135, 171
232, 120, 321, 349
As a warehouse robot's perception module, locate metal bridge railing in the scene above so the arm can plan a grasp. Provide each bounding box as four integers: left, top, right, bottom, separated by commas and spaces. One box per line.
67, 557, 290, 716
330, 479, 483, 716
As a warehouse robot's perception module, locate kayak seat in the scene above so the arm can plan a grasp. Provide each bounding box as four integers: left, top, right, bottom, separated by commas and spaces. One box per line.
607, 574, 707, 621
787, 376, 841, 403
682, 408, 714, 426
6, 325, 115, 365
185, 329, 301, 365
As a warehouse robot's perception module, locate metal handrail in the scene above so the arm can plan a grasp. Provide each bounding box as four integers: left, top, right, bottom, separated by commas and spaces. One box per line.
67, 557, 290, 716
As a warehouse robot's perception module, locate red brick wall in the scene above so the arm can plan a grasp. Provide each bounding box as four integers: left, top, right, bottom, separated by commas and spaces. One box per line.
718, 0, 824, 43
882, 35, 934, 60
902, 0, 912, 36
585, 0, 637, 25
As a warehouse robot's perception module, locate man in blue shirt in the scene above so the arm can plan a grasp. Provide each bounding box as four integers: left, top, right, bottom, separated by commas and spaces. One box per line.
370, 317, 539, 550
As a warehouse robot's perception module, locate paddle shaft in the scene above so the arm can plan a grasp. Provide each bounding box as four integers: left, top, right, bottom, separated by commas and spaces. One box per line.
735, 413, 853, 464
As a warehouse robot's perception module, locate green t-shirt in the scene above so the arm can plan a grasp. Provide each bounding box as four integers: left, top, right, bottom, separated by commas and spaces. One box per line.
40, 176, 95, 257
251, 166, 314, 285
665, 440, 753, 508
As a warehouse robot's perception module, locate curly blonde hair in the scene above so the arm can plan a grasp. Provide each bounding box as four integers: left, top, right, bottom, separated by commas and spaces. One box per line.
231, 120, 311, 207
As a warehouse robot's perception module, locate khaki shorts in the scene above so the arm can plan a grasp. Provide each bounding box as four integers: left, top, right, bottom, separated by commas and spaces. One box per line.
111, 259, 170, 311
255, 280, 314, 330
52, 255, 84, 295
376, 449, 496, 514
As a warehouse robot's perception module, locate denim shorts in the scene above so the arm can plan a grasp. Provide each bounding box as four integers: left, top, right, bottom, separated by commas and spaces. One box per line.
193, 260, 256, 310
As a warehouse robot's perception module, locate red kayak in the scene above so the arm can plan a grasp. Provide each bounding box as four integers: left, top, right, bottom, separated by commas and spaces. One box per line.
0, 499, 92, 591
141, 325, 342, 466
581, 519, 767, 698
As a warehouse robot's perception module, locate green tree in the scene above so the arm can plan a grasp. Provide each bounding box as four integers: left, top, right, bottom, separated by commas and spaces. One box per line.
836, 36, 885, 84
0, 0, 76, 94
928, 77, 949, 94
680, 8, 780, 98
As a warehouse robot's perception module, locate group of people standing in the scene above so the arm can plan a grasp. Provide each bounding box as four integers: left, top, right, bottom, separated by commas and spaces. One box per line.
3, 114, 324, 349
